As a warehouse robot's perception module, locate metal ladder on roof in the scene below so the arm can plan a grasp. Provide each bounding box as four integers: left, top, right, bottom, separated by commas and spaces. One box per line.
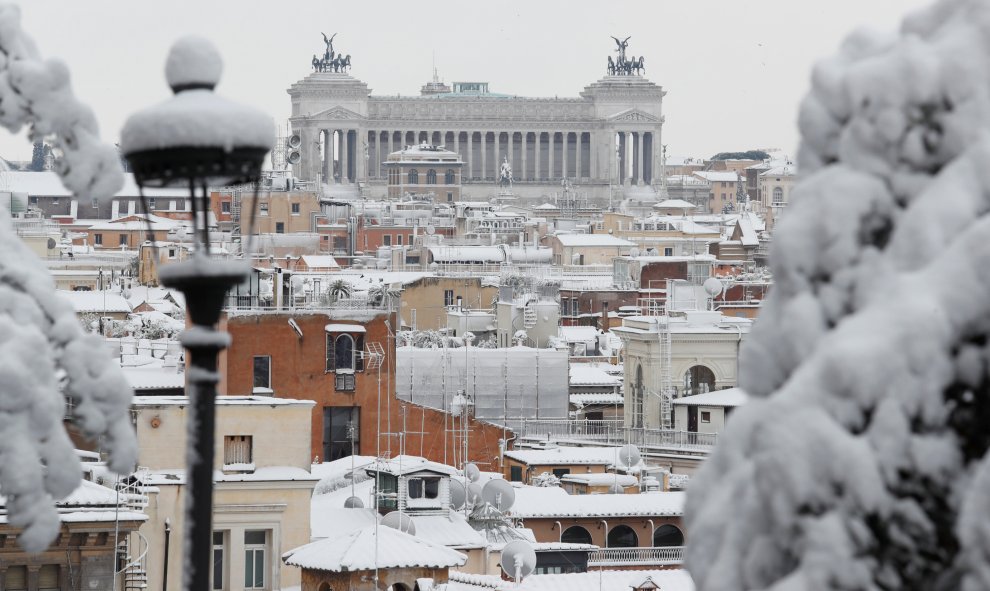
657, 299, 674, 431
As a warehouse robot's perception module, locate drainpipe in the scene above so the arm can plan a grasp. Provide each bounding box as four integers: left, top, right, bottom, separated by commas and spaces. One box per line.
553, 521, 562, 544
647, 519, 655, 546
162, 519, 171, 591
599, 520, 609, 548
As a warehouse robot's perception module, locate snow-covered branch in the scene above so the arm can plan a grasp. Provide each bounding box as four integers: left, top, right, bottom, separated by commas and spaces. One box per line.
686, 1, 990, 589
0, 4, 123, 201
0, 4, 133, 552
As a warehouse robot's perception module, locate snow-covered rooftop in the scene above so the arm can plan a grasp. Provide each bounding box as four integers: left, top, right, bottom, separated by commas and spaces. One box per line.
509, 487, 684, 519
671, 387, 748, 407
58, 290, 132, 314
447, 570, 694, 591
282, 525, 467, 572
5, 171, 190, 198
299, 254, 340, 269
559, 473, 638, 487
693, 171, 738, 183
653, 199, 699, 210
570, 393, 624, 406
569, 365, 621, 387
553, 234, 635, 247
503, 446, 640, 468
131, 395, 316, 407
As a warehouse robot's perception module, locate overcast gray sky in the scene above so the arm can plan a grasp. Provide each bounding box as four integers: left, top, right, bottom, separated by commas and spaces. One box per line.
14, 0, 931, 163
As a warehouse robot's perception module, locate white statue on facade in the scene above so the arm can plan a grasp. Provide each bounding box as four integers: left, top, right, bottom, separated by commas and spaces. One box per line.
498, 155, 513, 188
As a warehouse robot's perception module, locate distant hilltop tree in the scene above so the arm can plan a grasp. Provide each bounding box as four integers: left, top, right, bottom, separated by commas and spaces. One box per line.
709, 150, 769, 161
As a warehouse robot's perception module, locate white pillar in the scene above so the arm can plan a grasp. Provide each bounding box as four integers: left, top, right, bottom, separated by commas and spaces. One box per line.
481, 132, 488, 182
535, 133, 541, 180
549, 133, 556, 180
562, 132, 569, 180
637, 132, 644, 186
521, 132, 528, 182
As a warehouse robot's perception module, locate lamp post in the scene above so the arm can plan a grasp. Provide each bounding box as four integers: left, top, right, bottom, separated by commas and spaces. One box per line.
120, 36, 274, 591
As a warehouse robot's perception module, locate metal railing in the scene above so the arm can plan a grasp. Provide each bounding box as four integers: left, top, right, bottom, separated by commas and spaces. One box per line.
514, 419, 718, 449
587, 546, 684, 566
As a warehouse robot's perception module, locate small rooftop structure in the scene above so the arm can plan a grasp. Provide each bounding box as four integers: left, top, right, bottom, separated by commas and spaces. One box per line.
282, 524, 467, 572
671, 387, 748, 407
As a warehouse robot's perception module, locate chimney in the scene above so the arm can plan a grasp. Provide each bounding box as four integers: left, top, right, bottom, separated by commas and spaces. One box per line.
601, 301, 609, 331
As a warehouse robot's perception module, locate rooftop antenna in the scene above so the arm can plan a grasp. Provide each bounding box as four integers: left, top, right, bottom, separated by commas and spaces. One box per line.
500, 540, 537, 583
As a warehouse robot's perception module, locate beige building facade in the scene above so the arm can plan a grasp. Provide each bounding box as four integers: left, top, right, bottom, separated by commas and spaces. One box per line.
132, 395, 317, 591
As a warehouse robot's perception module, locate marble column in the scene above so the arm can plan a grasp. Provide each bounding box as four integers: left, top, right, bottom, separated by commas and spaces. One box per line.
549, 133, 556, 180
521, 132, 528, 182
534, 133, 541, 180
481, 132, 488, 182
636, 132, 644, 185
562, 132, 569, 180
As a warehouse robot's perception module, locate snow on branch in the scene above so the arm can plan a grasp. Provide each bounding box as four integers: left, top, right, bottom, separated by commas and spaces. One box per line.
0, 206, 137, 552
0, 4, 122, 201
0, 5, 134, 552
686, 1, 990, 589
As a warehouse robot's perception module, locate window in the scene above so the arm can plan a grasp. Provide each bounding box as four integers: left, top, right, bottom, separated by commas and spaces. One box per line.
552, 468, 571, 479
773, 186, 784, 203
444, 289, 455, 307
383, 234, 391, 247
653, 524, 684, 547
408, 234, 414, 245
408, 168, 419, 184
94, 233, 103, 245
224, 436, 252, 465
445, 169, 455, 184
119, 234, 128, 246
447, 192, 453, 202
244, 530, 267, 590
291, 202, 300, 215
664, 247, 673, 256
5, 566, 26, 591
409, 477, 440, 499
701, 411, 712, 423
510, 465, 523, 482
252, 355, 271, 391
335, 373, 355, 391
221, 201, 231, 213
426, 169, 437, 184
38, 565, 58, 591
323, 406, 360, 461
571, 297, 579, 315
560, 298, 570, 316
326, 332, 365, 372
260, 203, 269, 216
212, 531, 226, 590
29, 196, 38, 204
396, 234, 403, 246
148, 198, 156, 210
275, 222, 285, 234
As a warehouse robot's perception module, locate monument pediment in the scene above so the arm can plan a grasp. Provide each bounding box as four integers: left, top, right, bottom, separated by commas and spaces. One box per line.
312, 105, 365, 121
607, 108, 660, 123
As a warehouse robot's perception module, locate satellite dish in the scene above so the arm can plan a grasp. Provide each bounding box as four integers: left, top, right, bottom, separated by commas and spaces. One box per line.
500, 540, 537, 581
481, 479, 516, 511
450, 480, 466, 510
465, 463, 481, 482
47, 237, 57, 249
616, 444, 641, 469
426, 224, 436, 235
287, 151, 302, 165
703, 277, 724, 297
344, 496, 364, 508
381, 511, 416, 535
608, 483, 625, 494
629, 247, 640, 257
287, 134, 302, 149
467, 482, 483, 506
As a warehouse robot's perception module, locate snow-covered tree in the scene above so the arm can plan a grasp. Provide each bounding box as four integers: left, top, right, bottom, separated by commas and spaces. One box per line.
0, 4, 136, 552
686, 1, 990, 589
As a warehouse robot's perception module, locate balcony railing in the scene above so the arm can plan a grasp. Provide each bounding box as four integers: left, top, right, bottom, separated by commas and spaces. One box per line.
513, 419, 718, 449
587, 546, 684, 567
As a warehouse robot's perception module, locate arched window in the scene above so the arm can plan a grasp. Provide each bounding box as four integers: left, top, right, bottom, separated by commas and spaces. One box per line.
318, 584, 333, 591
445, 169, 455, 184
561, 525, 592, 545
772, 186, 783, 203
408, 169, 419, 184
426, 169, 437, 184
653, 524, 684, 547
335, 334, 355, 371
683, 365, 716, 396
607, 525, 638, 548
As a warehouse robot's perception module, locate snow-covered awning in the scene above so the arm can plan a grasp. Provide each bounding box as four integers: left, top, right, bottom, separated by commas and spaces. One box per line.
325, 324, 367, 333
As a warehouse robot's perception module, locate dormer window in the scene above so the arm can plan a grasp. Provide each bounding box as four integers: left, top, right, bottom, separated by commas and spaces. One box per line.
408, 477, 440, 499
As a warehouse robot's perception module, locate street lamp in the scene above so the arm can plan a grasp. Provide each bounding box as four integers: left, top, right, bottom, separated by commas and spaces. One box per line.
120, 36, 274, 591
